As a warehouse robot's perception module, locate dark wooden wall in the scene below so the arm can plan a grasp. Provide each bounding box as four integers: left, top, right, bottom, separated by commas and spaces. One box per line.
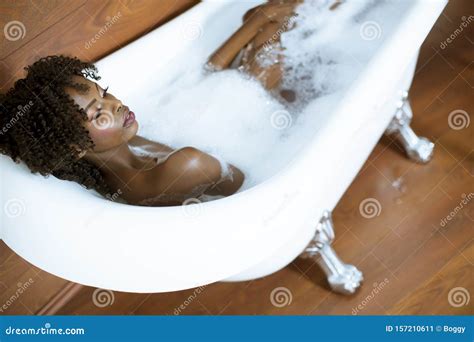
0, 0, 198, 93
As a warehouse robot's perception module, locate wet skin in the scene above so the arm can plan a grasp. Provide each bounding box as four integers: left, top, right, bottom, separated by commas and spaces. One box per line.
208, 0, 341, 96
65, 75, 244, 206
208, 0, 305, 92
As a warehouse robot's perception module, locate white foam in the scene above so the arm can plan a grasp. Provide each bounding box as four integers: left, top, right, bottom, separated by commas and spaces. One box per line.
136, 0, 410, 192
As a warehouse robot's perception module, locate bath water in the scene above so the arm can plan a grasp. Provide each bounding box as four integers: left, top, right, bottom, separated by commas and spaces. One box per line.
135, 0, 409, 192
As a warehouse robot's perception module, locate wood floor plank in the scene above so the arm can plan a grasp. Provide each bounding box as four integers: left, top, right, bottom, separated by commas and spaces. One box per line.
388, 240, 473, 315
56, 286, 152, 315
0, 244, 69, 315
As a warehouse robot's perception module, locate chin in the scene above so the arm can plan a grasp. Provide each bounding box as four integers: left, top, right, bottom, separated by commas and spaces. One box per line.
124, 121, 139, 139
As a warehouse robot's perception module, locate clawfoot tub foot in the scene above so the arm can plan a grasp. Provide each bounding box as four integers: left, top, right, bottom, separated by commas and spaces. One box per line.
300, 211, 363, 295
385, 91, 434, 163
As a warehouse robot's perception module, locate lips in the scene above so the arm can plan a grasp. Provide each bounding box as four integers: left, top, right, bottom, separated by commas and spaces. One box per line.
123, 109, 136, 127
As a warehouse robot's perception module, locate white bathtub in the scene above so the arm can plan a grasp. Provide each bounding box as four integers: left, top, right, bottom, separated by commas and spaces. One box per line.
0, 0, 446, 293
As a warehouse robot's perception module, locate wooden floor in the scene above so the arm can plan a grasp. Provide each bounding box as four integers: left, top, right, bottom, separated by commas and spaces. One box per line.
1, 0, 473, 315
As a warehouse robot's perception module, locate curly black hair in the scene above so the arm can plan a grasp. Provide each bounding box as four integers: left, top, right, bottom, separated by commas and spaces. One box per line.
0, 55, 112, 196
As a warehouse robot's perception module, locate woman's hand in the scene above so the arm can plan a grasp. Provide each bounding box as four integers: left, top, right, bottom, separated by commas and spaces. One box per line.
207, 0, 302, 90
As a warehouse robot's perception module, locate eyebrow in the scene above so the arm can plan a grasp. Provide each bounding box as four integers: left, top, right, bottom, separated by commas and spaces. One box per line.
84, 83, 101, 114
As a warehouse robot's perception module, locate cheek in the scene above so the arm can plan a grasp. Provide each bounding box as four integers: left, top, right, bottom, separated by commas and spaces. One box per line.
87, 125, 127, 150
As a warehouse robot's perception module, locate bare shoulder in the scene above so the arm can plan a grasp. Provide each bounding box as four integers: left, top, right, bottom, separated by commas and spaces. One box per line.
114, 146, 245, 206
123, 147, 223, 205
165, 147, 222, 172
162, 147, 224, 193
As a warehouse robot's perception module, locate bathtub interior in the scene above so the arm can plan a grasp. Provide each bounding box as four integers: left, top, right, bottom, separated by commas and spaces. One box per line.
91, 0, 418, 195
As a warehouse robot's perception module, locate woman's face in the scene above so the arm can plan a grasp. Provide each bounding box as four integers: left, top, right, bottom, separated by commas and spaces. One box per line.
65, 75, 138, 153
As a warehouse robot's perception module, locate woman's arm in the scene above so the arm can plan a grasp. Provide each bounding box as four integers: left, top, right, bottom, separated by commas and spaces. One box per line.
207, 1, 301, 92
207, 0, 343, 91
207, 1, 300, 71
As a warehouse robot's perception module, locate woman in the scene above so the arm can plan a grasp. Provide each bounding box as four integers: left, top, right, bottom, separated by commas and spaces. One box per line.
0, 0, 319, 206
